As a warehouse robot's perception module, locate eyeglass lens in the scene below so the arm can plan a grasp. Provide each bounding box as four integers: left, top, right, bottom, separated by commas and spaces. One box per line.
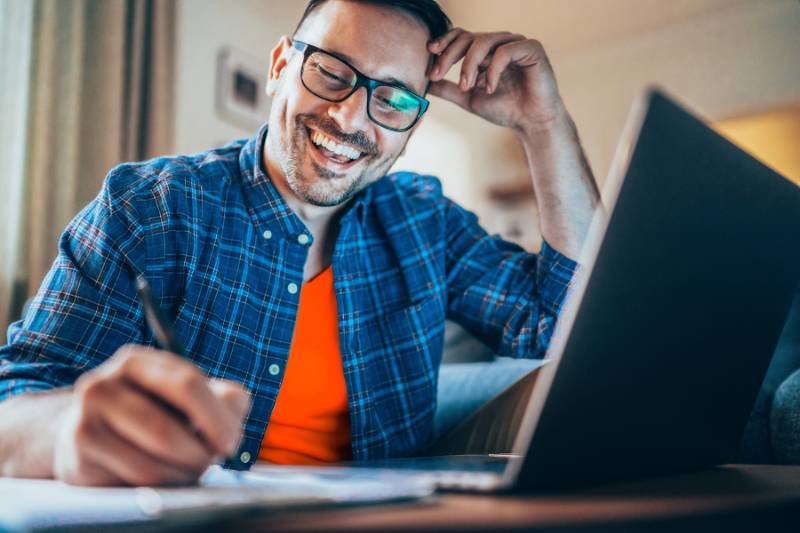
303, 51, 422, 131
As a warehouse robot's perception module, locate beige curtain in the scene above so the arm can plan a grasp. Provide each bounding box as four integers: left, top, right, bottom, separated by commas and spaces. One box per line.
0, 0, 175, 343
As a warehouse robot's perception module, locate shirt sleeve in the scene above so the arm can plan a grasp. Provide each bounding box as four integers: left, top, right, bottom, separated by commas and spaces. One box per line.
0, 172, 147, 403
444, 198, 579, 359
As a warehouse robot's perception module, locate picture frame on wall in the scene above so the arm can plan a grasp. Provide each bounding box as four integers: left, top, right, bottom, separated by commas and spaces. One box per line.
216, 46, 270, 130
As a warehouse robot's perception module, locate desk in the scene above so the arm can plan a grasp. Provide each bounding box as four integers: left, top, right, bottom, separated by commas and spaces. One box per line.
229, 465, 800, 532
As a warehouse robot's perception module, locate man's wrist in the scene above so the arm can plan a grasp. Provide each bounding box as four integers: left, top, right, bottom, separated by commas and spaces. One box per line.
514, 105, 576, 152
0, 389, 71, 478
514, 101, 600, 259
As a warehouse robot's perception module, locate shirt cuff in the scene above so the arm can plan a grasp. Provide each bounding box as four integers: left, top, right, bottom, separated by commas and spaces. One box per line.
0, 379, 56, 403
536, 240, 580, 315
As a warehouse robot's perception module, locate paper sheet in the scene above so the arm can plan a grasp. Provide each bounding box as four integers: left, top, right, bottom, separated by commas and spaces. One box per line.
0, 465, 434, 531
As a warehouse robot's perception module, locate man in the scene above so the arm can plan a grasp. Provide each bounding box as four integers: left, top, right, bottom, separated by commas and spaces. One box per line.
0, 0, 599, 486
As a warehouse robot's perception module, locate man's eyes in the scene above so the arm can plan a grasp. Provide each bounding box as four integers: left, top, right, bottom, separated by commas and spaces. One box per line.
318, 66, 351, 87
375, 92, 418, 114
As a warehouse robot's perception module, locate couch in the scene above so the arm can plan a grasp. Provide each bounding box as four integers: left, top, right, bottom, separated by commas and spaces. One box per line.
435, 291, 800, 464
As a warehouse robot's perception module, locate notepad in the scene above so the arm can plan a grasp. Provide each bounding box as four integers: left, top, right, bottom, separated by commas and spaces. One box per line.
0, 465, 434, 531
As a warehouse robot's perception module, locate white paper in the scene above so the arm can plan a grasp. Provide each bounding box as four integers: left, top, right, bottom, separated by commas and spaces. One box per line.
0, 465, 434, 532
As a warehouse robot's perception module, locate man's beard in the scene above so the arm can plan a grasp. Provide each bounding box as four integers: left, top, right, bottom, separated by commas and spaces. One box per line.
284, 114, 387, 207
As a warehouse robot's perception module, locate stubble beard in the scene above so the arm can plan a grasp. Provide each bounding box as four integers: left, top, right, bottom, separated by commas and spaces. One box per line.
282, 115, 396, 207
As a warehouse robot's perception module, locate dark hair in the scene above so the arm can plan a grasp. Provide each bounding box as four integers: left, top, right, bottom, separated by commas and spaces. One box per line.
294, 0, 452, 41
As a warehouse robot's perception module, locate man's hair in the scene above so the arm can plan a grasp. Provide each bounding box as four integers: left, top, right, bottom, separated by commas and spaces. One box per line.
294, 0, 452, 41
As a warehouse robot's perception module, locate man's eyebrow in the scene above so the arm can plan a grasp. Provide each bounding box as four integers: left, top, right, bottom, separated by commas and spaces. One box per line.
383, 76, 416, 93
330, 48, 420, 94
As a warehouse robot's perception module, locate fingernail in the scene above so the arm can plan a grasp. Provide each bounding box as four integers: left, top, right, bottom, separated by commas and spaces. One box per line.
430, 66, 439, 78
460, 73, 467, 90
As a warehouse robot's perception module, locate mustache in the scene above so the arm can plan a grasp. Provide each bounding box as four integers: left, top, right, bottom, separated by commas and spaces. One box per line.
297, 115, 379, 155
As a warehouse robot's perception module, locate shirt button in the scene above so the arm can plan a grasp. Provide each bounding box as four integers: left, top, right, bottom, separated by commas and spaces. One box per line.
239, 451, 252, 464
262, 229, 272, 240
287, 282, 298, 294
268, 363, 281, 376
297, 233, 310, 245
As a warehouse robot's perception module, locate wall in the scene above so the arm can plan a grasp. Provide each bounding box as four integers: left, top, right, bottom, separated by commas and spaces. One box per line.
173, 0, 306, 154
717, 106, 800, 184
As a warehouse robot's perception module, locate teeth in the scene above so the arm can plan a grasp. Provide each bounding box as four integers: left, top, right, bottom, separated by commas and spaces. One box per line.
310, 130, 362, 161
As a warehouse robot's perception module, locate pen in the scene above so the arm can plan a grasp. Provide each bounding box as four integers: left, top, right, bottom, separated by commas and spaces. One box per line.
136, 274, 243, 465
135, 274, 240, 464
135, 274, 185, 355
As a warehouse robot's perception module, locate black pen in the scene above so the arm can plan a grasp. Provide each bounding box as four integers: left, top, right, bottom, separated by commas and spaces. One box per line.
135, 274, 185, 355
136, 274, 242, 464
136, 275, 218, 443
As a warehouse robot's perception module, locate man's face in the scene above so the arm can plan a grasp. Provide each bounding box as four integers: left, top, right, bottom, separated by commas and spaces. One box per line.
265, 0, 431, 207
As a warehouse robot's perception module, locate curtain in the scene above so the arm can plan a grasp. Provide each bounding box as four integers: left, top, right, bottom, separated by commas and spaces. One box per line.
0, 0, 175, 343
0, 0, 36, 344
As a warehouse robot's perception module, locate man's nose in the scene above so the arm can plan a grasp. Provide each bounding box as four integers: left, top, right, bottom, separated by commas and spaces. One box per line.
327, 87, 371, 133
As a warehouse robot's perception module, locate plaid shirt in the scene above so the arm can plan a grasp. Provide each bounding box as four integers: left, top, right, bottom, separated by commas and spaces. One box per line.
0, 125, 577, 468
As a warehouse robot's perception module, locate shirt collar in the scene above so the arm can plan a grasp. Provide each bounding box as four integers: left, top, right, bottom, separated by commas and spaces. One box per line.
238, 123, 375, 239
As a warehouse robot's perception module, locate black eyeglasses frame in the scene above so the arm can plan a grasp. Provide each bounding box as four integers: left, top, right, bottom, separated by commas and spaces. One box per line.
291, 39, 430, 133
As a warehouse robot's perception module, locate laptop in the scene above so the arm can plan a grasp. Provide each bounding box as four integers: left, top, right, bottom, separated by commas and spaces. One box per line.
258, 87, 800, 493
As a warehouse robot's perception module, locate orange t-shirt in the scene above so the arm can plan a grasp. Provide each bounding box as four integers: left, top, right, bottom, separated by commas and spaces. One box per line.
258, 266, 352, 464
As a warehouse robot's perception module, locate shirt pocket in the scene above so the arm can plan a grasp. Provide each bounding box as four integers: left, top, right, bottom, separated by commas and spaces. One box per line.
373, 297, 446, 432
376, 296, 445, 373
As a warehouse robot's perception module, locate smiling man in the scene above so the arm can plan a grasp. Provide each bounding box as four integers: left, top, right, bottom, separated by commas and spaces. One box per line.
0, 0, 599, 486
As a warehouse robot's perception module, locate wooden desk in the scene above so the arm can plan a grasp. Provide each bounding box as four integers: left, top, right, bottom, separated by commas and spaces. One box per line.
229, 465, 800, 532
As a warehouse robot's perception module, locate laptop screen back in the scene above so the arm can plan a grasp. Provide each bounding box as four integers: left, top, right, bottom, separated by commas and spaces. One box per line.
507, 89, 800, 492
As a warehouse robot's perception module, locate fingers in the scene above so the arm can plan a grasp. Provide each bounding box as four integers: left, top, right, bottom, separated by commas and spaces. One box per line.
106, 347, 245, 457
209, 379, 251, 422
485, 39, 546, 94
427, 79, 471, 110
427, 27, 467, 78
459, 33, 524, 91
95, 380, 215, 472
82, 419, 199, 486
428, 29, 550, 100
429, 28, 472, 81
58, 346, 251, 487
428, 29, 525, 87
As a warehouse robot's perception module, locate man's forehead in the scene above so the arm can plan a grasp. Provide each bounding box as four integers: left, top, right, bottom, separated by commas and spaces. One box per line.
294, 0, 431, 94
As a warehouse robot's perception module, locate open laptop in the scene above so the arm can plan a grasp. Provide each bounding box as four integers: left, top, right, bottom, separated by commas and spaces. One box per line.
252, 87, 800, 493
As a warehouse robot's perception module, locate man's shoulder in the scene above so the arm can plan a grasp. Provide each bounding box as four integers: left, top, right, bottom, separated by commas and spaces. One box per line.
102, 139, 248, 209
382, 171, 444, 202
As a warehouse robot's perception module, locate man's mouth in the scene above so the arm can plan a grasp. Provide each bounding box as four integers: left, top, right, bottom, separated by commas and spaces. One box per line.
306, 127, 367, 168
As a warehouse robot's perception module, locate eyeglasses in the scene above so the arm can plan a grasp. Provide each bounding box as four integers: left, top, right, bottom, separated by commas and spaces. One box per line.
292, 40, 429, 132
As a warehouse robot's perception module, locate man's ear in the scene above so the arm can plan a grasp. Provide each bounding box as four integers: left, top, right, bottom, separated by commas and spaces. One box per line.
266, 35, 292, 97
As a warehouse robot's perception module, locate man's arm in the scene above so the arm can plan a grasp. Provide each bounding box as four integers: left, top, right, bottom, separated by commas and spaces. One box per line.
428, 29, 600, 258
0, 348, 248, 485
442, 193, 577, 359
0, 345, 249, 485
0, 388, 70, 478
0, 168, 249, 485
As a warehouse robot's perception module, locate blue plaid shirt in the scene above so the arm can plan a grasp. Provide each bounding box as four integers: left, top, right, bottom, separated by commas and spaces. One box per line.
0, 125, 577, 468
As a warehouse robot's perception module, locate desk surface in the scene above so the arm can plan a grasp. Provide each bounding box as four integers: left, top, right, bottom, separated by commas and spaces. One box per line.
229, 465, 800, 533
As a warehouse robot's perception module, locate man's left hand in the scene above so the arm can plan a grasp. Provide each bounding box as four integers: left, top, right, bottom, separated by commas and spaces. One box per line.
427, 29, 565, 134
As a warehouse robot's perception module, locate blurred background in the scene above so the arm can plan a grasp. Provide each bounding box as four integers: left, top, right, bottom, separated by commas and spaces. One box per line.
1, 0, 799, 344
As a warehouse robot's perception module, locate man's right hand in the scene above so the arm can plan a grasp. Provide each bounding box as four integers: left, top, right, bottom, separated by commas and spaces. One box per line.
53, 345, 250, 486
